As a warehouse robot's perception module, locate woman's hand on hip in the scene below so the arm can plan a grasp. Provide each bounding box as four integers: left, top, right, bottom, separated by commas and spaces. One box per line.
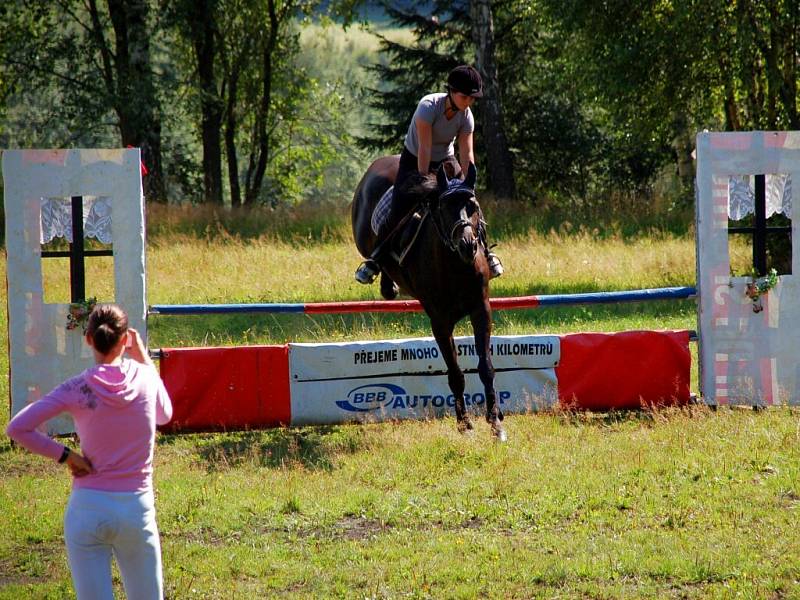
66, 451, 94, 478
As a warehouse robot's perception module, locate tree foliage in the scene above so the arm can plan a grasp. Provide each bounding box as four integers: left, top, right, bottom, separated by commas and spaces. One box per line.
539, 0, 800, 196
0, 0, 364, 206
2, 0, 800, 208
362, 0, 800, 205
361, 2, 471, 151
0, 0, 167, 199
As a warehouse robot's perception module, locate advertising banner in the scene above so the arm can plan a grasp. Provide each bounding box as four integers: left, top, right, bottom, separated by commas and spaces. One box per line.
288, 335, 560, 425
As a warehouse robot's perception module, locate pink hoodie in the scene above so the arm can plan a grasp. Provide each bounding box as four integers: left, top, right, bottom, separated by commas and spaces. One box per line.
6, 359, 172, 492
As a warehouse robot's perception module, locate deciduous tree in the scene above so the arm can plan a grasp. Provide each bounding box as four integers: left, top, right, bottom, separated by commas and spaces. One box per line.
1, 0, 167, 200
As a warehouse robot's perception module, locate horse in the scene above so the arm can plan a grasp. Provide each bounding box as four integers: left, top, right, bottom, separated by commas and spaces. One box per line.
352, 155, 505, 440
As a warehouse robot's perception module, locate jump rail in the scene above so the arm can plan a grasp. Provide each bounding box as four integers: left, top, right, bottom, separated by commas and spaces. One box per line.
148, 286, 697, 316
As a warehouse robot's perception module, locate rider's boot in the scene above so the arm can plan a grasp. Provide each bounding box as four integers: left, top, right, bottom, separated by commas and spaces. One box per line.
356, 209, 398, 285
487, 250, 504, 279
478, 210, 503, 279
355, 258, 380, 284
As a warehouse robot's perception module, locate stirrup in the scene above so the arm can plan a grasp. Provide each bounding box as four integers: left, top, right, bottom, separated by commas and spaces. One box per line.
487, 252, 504, 279
355, 259, 380, 284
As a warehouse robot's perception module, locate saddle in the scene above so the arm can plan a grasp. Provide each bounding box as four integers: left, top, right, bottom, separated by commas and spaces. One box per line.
370, 186, 429, 266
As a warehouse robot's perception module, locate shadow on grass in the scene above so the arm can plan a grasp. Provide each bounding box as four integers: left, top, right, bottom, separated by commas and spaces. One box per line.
0, 539, 64, 587
165, 425, 369, 472
0, 440, 13, 456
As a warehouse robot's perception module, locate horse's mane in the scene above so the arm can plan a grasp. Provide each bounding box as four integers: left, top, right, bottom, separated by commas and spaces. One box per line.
396, 171, 438, 202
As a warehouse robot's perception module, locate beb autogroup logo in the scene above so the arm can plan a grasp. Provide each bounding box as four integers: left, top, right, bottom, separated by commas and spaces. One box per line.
336, 383, 511, 413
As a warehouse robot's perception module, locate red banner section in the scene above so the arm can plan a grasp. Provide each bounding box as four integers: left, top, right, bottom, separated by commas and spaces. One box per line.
159, 345, 290, 432
556, 330, 691, 410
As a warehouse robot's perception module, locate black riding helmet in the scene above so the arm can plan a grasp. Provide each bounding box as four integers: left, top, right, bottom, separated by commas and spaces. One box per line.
447, 65, 483, 98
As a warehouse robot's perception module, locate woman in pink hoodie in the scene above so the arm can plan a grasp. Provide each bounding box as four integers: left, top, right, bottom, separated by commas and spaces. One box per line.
6, 304, 173, 600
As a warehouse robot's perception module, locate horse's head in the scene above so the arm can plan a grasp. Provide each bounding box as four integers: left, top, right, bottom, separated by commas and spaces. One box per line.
433, 163, 481, 264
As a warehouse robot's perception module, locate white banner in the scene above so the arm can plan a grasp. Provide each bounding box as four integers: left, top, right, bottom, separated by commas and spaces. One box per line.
289, 335, 560, 425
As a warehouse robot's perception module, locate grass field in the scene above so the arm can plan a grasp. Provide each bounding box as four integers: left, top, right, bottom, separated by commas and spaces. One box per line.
2, 206, 799, 598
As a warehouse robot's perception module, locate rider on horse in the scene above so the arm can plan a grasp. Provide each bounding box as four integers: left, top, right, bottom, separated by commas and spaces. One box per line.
355, 65, 504, 285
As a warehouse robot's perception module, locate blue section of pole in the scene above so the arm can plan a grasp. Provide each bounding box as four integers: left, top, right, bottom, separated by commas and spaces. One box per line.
535, 286, 697, 306
149, 303, 307, 315
148, 286, 696, 316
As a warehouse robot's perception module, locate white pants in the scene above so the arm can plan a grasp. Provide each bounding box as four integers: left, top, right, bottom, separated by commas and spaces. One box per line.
64, 488, 164, 600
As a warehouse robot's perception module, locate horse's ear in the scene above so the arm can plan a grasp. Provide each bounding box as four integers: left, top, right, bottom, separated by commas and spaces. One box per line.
436, 164, 450, 190
464, 162, 477, 189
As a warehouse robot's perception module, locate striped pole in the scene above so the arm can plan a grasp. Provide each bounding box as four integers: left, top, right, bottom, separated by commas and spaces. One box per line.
148, 286, 696, 316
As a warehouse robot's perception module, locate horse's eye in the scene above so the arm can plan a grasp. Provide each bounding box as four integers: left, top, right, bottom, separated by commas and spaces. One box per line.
466, 198, 479, 216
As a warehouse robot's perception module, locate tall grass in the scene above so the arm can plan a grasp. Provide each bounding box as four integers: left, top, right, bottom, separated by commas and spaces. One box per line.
141, 202, 702, 351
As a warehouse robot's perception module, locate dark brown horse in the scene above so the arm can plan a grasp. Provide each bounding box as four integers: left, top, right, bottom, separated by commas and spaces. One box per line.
352, 155, 505, 440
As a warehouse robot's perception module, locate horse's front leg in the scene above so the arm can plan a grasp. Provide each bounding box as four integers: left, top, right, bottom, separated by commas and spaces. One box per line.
431, 320, 472, 432
471, 303, 506, 441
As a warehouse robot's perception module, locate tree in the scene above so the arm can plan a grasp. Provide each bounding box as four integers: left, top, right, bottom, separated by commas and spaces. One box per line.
243, 0, 290, 205
166, 0, 332, 206
1, 0, 167, 200
2, 0, 371, 205
217, 0, 254, 206
540, 0, 800, 194
102, 0, 166, 200
167, 0, 224, 204
470, 0, 515, 198
362, 3, 467, 150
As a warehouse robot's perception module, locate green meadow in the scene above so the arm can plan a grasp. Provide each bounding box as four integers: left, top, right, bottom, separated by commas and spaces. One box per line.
1, 204, 799, 598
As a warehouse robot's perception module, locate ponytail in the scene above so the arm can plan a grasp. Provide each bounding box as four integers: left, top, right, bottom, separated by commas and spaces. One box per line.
85, 304, 129, 355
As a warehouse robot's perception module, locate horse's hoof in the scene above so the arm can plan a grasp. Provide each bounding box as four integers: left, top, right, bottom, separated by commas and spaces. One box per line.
492, 425, 508, 443
457, 418, 474, 434
381, 281, 399, 300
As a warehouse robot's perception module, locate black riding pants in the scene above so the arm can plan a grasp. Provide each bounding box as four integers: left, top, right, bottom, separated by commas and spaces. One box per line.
395, 146, 460, 191
384, 147, 458, 238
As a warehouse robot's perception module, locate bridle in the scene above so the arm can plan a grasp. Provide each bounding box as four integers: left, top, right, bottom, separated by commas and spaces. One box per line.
429, 190, 479, 254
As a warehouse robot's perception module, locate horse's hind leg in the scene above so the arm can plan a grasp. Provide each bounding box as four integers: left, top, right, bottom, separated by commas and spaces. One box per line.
431, 320, 472, 432
380, 271, 399, 300
471, 305, 505, 441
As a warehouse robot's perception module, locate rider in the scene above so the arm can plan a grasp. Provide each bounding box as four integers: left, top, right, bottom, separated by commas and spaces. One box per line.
355, 65, 504, 284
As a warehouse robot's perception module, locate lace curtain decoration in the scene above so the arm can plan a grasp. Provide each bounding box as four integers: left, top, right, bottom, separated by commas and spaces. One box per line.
728, 174, 792, 221
40, 196, 113, 244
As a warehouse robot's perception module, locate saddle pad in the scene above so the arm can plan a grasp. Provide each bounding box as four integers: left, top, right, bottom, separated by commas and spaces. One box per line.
371, 186, 394, 235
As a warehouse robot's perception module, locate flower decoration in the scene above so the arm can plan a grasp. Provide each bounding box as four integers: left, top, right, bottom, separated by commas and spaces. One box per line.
744, 269, 778, 313
66, 297, 97, 333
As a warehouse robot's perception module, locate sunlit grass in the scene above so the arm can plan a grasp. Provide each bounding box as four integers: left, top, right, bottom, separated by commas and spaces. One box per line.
2, 407, 799, 598
145, 218, 701, 307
